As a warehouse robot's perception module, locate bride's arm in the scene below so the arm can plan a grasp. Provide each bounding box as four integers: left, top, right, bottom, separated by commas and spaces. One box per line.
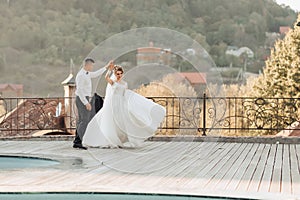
105, 70, 114, 85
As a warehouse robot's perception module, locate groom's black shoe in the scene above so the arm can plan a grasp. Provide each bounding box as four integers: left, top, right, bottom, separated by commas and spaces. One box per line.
73, 143, 88, 150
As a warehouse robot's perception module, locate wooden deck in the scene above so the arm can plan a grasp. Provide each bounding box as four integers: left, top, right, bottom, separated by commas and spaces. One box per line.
0, 140, 299, 199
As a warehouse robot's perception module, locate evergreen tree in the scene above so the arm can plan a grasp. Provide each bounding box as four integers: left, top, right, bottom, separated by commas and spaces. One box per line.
251, 15, 300, 134
254, 14, 300, 98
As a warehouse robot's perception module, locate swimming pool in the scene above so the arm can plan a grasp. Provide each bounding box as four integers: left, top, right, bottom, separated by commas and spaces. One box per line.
0, 156, 59, 169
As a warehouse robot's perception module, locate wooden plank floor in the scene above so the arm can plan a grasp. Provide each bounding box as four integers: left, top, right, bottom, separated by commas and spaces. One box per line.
0, 140, 299, 199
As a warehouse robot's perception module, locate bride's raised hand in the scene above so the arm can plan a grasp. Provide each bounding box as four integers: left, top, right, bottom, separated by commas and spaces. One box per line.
105, 63, 115, 85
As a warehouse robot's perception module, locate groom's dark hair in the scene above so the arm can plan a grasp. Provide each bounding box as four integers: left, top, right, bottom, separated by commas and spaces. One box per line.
85, 58, 95, 63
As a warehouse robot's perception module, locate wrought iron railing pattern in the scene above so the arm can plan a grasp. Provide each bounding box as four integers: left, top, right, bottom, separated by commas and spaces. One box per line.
1, 95, 299, 137
0, 97, 76, 137
150, 95, 300, 136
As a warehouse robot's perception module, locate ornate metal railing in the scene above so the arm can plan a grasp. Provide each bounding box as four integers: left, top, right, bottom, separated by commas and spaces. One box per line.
0, 97, 76, 137
1, 95, 300, 137
150, 94, 300, 136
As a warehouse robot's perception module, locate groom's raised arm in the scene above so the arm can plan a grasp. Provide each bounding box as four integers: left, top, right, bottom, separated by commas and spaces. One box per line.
89, 61, 112, 78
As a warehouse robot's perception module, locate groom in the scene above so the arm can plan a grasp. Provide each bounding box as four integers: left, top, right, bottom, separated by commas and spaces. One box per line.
73, 58, 112, 150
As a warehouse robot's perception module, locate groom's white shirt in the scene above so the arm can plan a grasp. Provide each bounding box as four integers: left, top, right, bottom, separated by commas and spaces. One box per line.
75, 67, 106, 105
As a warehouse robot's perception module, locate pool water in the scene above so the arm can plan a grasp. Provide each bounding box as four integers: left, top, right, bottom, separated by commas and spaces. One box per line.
0, 193, 252, 200
0, 156, 59, 169
0, 157, 253, 200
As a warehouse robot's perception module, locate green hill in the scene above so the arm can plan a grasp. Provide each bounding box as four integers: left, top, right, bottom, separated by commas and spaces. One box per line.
0, 0, 297, 96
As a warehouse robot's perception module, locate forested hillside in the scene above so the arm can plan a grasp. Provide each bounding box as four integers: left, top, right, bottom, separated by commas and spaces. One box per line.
0, 0, 297, 96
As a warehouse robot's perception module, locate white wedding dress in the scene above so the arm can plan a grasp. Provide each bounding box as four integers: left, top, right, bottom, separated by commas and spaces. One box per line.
82, 80, 166, 148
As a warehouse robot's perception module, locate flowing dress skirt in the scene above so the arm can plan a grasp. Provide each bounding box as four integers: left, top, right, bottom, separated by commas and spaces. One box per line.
83, 87, 165, 148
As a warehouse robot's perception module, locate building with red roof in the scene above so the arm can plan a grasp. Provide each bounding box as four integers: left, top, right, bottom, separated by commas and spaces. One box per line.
175, 72, 206, 94
179, 72, 206, 85
279, 26, 290, 35
0, 84, 23, 97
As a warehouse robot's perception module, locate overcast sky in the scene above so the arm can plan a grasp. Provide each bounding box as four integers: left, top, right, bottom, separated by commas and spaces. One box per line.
276, 0, 300, 11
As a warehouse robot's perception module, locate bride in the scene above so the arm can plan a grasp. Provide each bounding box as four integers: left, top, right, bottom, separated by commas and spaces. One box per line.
82, 64, 166, 148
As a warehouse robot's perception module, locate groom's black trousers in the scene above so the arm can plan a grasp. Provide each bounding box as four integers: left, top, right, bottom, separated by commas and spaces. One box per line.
73, 96, 91, 145
73, 94, 103, 145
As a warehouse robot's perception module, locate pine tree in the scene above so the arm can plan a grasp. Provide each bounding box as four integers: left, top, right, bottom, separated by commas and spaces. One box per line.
251, 15, 300, 134
254, 14, 300, 98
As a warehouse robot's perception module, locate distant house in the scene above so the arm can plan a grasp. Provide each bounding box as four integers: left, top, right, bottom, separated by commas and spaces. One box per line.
0, 84, 23, 97
177, 72, 206, 94
136, 46, 171, 66
279, 26, 290, 35
226, 46, 254, 58
178, 72, 206, 85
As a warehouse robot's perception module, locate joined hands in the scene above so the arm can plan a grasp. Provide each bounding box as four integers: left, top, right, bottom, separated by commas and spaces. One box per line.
106, 60, 114, 70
